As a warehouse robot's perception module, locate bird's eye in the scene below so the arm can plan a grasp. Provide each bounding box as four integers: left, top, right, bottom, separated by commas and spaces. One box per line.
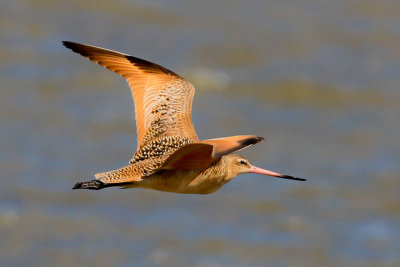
239, 160, 246, 165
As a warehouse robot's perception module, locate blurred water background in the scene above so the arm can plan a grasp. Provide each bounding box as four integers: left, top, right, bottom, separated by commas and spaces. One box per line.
1, 0, 400, 266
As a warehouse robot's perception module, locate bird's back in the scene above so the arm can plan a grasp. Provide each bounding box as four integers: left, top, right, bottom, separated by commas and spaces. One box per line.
129, 135, 194, 164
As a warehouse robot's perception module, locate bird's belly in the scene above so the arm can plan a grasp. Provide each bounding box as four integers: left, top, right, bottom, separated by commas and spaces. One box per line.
133, 170, 230, 194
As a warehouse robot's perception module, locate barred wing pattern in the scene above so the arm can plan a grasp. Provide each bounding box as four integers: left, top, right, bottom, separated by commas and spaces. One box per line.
63, 41, 198, 150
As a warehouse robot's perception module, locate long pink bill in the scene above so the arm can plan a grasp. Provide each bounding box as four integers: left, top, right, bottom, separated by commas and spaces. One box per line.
249, 165, 306, 181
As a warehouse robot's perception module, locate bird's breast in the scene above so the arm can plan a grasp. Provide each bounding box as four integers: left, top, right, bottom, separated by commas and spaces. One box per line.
136, 168, 232, 194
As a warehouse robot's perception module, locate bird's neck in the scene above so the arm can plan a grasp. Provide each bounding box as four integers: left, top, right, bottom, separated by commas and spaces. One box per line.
203, 158, 235, 182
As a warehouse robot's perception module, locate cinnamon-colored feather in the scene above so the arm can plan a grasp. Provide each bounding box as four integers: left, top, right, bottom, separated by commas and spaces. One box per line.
64, 42, 290, 193
200, 135, 264, 158
159, 136, 264, 171
94, 156, 167, 184
62, 41, 198, 149
160, 143, 214, 170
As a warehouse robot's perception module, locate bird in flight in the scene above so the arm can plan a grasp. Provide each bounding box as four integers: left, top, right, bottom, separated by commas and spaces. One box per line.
63, 41, 305, 194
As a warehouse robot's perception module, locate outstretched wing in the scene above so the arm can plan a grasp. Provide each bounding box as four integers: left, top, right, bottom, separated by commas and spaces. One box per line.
158, 135, 265, 171
94, 135, 265, 184
63, 41, 198, 149
199, 135, 265, 158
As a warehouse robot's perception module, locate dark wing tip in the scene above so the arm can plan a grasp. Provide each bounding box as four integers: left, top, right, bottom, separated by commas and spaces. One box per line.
256, 136, 265, 142
281, 174, 307, 181
62, 41, 87, 56
62, 40, 179, 76
239, 136, 265, 147
126, 55, 179, 76
62, 40, 78, 50
62, 41, 93, 57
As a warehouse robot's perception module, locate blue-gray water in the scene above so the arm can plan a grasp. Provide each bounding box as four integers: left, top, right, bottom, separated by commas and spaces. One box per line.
1, 1, 400, 266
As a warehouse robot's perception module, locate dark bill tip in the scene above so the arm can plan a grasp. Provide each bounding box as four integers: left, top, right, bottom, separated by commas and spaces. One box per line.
281, 174, 307, 181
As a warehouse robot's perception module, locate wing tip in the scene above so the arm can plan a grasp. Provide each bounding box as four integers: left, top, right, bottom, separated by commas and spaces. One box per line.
239, 136, 265, 147
62, 40, 87, 55
62, 40, 177, 76
62, 40, 77, 49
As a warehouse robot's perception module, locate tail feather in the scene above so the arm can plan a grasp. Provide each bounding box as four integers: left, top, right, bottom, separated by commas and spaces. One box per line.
73, 180, 106, 190
72, 179, 134, 190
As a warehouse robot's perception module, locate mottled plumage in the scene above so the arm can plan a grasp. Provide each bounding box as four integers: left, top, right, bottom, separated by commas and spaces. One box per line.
130, 136, 194, 164
64, 41, 305, 194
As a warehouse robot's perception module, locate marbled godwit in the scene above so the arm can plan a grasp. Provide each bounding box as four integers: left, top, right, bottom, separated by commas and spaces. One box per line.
63, 41, 305, 194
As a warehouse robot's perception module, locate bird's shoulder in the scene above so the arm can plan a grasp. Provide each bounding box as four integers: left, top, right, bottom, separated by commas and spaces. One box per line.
129, 135, 195, 164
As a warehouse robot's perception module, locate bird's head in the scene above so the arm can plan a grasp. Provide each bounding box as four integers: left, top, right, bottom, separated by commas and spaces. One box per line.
225, 154, 306, 181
